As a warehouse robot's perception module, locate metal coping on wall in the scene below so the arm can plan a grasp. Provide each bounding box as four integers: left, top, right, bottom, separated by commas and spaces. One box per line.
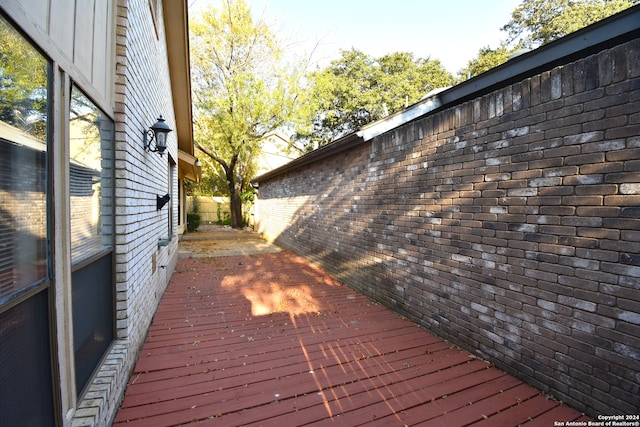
252, 4, 640, 185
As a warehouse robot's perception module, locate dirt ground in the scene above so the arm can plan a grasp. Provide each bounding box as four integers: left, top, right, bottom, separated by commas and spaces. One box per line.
178, 224, 281, 258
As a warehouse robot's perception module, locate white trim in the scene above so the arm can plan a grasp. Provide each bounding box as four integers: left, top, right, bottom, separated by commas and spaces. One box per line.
357, 88, 448, 142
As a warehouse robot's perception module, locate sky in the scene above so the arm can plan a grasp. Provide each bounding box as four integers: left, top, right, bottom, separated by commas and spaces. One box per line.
189, 0, 523, 75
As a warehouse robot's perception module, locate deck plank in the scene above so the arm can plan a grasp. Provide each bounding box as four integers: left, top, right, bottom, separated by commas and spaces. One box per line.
114, 252, 587, 426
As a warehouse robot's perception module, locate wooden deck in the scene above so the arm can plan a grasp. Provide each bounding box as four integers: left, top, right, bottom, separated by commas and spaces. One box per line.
114, 251, 588, 426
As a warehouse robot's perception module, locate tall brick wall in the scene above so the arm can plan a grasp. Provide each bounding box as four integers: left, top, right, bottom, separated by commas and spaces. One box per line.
255, 38, 640, 417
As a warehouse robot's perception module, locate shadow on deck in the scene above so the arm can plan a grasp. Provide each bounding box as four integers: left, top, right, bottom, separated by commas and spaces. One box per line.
114, 226, 587, 426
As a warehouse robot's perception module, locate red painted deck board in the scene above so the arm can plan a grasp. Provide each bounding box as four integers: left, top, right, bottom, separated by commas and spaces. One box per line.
115, 252, 587, 426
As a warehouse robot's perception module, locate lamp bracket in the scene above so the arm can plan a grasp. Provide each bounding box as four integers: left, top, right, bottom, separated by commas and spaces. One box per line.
143, 129, 164, 155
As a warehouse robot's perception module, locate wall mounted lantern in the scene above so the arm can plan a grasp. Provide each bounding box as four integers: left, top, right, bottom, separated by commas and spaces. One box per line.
143, 115, 172, 155
157, 193, 171, 210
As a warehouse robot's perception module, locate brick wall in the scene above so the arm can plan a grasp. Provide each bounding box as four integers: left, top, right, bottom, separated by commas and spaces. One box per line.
114, 0, 177, 346
256, 38, 640, 417
71, 1, 180, 426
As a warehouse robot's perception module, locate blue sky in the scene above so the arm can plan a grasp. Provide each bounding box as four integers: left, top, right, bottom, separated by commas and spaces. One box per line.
189, 0, 523, 74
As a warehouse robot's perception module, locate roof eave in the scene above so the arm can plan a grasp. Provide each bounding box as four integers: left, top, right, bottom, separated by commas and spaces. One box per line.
252, 132, 364, 185
438, 4, 640, 107
163, 0, 195, 156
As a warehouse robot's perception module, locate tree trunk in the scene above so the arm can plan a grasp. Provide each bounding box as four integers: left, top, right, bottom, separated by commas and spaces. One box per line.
229, 190, 243, 228
225, 154, 244, 229
196, 143, 245, 228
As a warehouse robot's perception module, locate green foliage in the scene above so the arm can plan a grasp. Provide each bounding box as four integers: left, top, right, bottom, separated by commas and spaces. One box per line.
502, 0, 636, 48
458, 0, 635, 81
0, 15, 48, 141
190, 0, 307, 227
217, 217, 232, 226
240, 187, 256, 203
186, 213, 201, 232
294, 49, 455, 150
190, 195, 200, 214
190, 158, 230, 197
458, 42, 525, 80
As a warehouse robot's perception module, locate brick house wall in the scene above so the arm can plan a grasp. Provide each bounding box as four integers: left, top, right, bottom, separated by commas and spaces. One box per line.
114, 0, 177, 346
73, 0, 181, 420
73, 1, 181, 425
255, 38, 640, 417
1, 0, 189, 424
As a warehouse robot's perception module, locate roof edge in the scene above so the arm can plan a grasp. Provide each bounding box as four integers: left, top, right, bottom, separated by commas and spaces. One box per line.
439, 4, 640, 107
163, 0, 195, 156
252, 133, 364, 185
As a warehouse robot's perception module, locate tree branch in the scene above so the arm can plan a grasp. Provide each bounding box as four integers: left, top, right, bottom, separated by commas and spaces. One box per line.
195, 141, 229, 173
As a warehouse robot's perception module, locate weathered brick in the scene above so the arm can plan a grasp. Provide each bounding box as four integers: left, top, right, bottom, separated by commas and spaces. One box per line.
575, 206, 620, 217
526, 250, 558, 263
539, 243, 576, 256
529, 177, 563, 187
577, 227, 620, 239
607, 148, 640, 162
575, 248, 618, 262
621, 229, 640, 243
544, 145, 581, 159
582, 139, 626, 154
562, 196, 604, 206
524, 232, 558, 244
565, 152, 605, 166
603, 218, 640, 230
579, 161, 623, 174
558, 274, 599, 291
527, 196, 563, 205
540, 206, 575, 216
544, 166, 579, 177
607, 124, 640, 139
522, 223, 554, 237
564, 174, 603, 185
510, 205, 539, 215
609, 43, 630, 83
605, 195, 640, 206
566, 87, 605, 106
512, 169, 544, 180
538, 186, 574, 196
600, 239, 640, 255
538, 225, 576, 236
620, 206, 640, 217
575, 184, 617, 195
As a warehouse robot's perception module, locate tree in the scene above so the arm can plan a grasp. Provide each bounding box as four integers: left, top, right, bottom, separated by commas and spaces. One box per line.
294, 49, 455, 151
0, 15, 48, 141
502, 0, 636, 48
458, 42, 525, 80
458, 0, 635, 80
190, 0, 302, 228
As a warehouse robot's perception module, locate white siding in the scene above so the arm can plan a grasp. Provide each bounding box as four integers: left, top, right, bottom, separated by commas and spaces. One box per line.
3, 0, 115, 114
50, 0, 76, 59
74, 0, 95, 75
